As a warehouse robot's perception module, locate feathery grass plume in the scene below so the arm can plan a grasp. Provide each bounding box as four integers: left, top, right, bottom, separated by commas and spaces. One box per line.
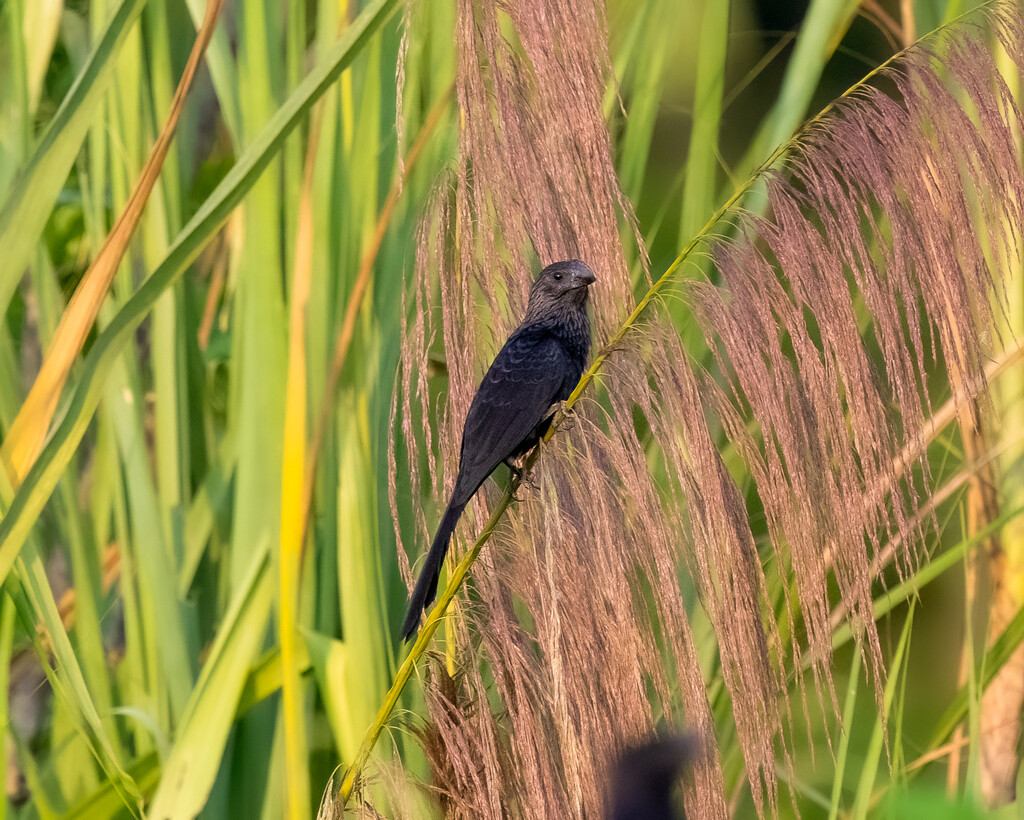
391, 2, 1024, 818
392, 0, 728, 814
695, 6, 1024, 714
409, 414, 730, 819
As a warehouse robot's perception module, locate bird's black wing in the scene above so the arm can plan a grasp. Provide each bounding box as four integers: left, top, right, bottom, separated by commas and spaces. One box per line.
455, 327, 574, 497
400, 328, 574, 641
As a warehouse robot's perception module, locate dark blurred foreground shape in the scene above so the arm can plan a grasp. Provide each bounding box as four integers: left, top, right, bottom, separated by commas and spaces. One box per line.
609, 734, 698, 820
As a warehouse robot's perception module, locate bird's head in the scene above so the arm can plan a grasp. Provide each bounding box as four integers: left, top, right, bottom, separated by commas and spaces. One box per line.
525, 259, 597, 320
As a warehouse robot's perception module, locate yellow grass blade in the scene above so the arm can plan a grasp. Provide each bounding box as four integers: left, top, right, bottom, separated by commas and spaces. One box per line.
279, 99, 324, 820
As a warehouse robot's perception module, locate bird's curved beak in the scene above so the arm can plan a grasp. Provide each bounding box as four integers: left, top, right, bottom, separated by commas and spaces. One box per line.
572, 266, 596, 287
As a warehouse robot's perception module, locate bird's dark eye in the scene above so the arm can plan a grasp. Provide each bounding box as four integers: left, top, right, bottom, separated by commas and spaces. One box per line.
553, 272, 563, 281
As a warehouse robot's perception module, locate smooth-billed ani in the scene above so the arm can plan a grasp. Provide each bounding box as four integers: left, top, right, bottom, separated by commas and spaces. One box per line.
610, 735, 696, 820
401, 259, 596, 641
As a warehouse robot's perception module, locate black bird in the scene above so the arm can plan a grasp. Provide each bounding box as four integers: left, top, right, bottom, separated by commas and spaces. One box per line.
401, 259, 597, 641
609, 735, 696, 820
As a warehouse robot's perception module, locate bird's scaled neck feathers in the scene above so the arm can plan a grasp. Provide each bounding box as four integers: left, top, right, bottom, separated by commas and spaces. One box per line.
523, 287, 591, 325
517, 300, 592, 372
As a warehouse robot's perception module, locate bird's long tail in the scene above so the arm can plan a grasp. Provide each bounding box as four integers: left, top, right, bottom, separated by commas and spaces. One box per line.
401, 497, 467, 641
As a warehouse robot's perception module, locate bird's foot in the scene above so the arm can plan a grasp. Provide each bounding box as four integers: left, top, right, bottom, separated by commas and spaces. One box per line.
521, 474, 540, 496
554, 400, 578, 432
504, 460, 527, 499
506, 461, 523, 485
504, 458, 538, 500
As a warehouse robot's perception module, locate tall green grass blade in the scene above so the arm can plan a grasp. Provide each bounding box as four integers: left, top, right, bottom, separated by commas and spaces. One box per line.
147, 543, 272, 819
851, 603, 915, 819
828, 648, 862, 818
304, 629, 354, 754
980, 32, 1024, 809
616, 2, 672, 202
180, 428, 238, 595
334, 33, 395, 774
101, 404, 154, 761
144, 0, 190, 547
0, 593, 14, 820
0, 0, 31, 199
679, 0, 729, 244
181, 0, 240, 140
230, 0, 287, 584
103, 355, 196, 723
231, 0, 294, 811
54, 478, 123, 758
0, 0, 63, 196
